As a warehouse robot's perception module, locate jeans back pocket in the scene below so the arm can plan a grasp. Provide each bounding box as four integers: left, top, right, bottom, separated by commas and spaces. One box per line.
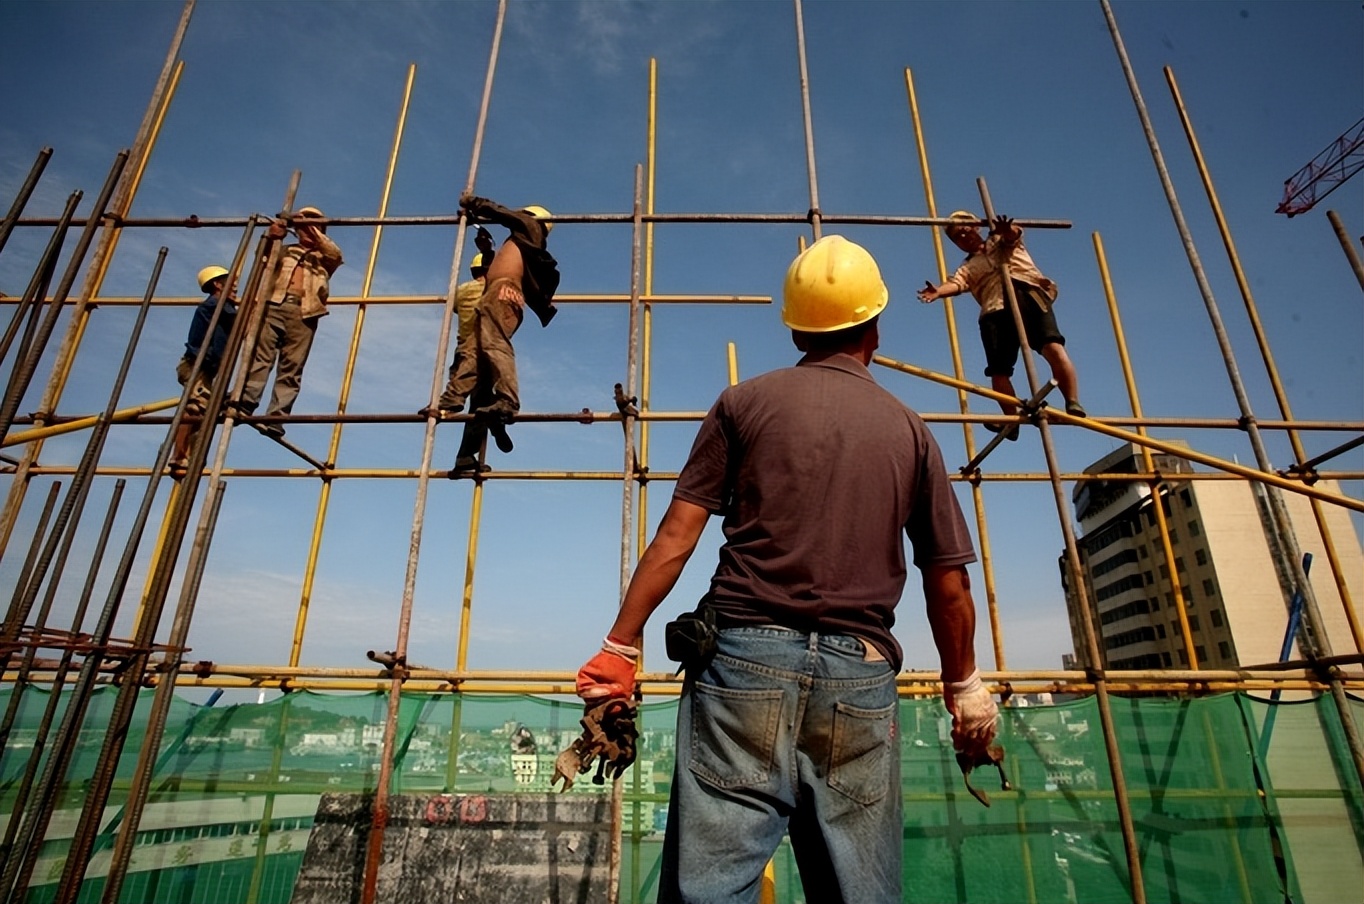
828, 701, 896, 806
688, 682, 784, 791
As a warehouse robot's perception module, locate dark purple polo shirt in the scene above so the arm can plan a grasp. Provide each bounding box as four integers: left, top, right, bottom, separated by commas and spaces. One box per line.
673, 353, 976, 670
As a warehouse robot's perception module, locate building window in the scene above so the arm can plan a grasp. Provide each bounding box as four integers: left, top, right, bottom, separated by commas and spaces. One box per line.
1150, 596, 1160, 611
1180, 488, 1193, 507
1203, 578, 1216, 597
1210, 609, 1223, 628
1162, 652, 1172, 666
1188, 615, 1200, 631
1181, 586, 1193, 604
1196, 645, 1207, 662
1188, 520, 1200, 537
1218, 641, 1231, 659
1145, 571, 1154, 586
1195, 548, 1208, 566
1168, 528, 1179, 544
1178, 649, 1188, 665
1138, 545, 1148, 558
1175, 557, 1186, 573
1159, 564, 1169, 580
1156, 623, 1166, 639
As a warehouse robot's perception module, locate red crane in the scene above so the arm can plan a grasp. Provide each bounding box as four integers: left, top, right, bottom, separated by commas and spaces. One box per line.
1276, 116, 1364, 216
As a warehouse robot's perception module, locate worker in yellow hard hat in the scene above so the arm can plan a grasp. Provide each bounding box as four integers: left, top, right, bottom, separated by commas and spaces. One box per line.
576, 234, 995, 902
170, 265, 239, 476
236, 205, 344, 438
918, 211, 1085, 438
431, 194, 561, 477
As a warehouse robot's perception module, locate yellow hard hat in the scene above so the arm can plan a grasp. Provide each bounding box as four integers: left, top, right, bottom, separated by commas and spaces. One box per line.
522, 205, 553, 234
470, 253, 486, 271
197, 265, 229, 292
782, 235, 888, 332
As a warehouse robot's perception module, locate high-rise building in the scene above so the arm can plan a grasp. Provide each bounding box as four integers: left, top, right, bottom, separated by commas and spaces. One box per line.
1060, 443, 1362, 670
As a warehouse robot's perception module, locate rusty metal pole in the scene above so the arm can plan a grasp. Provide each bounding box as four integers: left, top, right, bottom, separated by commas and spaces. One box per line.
0, 147, 52, 257
0, 0, 193, 557
0, 191, 81, 381
977, 177, 1147, 904
792, 0, 822, 242
1099, 0, 1364, 799
0, 245, 161, 688
0, 151, 128, 443
607, 163, 645, 904
1326, 209, 1364, 292
361, 3, 506, 901
0, 483, 61, 685
0, 480, 124, 870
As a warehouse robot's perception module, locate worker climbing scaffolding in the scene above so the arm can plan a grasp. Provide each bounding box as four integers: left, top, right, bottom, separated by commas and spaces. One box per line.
435, 194, 560, 477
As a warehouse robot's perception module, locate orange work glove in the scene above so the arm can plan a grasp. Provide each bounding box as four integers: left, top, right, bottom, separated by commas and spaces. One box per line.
943, 669, 999, 755
576, 637, 640, 701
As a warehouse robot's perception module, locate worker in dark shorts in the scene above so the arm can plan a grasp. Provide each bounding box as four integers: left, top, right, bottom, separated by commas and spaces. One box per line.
918, 211, 1084, 438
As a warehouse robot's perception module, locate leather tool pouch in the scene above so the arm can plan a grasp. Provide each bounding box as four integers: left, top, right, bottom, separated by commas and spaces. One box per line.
664, 603, 718, 672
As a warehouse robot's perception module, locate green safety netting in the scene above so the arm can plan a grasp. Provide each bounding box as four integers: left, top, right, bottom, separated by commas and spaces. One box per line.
1, 687, 1360, 903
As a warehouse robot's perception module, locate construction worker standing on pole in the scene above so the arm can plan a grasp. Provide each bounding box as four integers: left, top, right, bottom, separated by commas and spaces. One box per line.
237, 206, 343, 437
575, 235, 998, 903
918, 211, 1085, 438
436, 193, 559, 477
170, 265, 237, 477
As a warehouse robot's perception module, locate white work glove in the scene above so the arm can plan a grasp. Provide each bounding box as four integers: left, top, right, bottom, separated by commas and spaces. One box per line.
943, 669, 999, 754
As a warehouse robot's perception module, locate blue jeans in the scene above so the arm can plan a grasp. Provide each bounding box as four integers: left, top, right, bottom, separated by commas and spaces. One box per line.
660, 626, 901, 904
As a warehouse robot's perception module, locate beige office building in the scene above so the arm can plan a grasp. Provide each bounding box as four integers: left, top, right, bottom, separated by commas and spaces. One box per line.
1061, 443, 1362, 669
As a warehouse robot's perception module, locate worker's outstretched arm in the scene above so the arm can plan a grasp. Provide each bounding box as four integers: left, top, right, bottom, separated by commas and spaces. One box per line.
459, 193, 544, 245
917, 279, 962, 304
576, 497, 710, 700
923, 564, 998, 754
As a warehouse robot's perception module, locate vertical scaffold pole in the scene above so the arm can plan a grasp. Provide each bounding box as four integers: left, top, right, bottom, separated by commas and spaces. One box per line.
1326, 209, 1364, 291
1091, 232, 1199, 666
364, 2, 506, 902
1099, 0, 1364, 799
903, 67, 1008, 673
977, 177, 1147, 904
1165, 66, 1362, 655
792, 0, 822, 242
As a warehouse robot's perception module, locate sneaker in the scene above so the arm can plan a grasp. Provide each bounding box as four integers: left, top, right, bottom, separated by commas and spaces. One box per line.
1065, 400, 1087, 418
489, 421, 514, 454
449, 457, 491, 479
984, 422, 1020, 441
256, 423, 285, 439
168, 457, 189, 479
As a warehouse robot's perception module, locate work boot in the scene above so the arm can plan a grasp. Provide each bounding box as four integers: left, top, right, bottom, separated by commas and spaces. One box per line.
256, 422, 285, 439
1065, 399, 1088, 418
489, 421, 514, 454
449, 456, 491, 479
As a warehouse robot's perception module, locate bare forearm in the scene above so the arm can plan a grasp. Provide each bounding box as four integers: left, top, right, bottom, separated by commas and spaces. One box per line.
923, 565, 978, 682
608, 498, 709, 644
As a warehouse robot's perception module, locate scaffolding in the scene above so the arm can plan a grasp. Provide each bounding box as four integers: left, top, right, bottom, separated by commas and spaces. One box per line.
0, 1, 1361, 902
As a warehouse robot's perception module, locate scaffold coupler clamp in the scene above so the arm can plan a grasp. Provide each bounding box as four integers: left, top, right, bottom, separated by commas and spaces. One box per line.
551, 696, 639, 792
956, 743, 1010, 808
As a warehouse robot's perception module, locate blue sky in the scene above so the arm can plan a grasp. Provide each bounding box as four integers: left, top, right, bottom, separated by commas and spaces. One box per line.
0, 0, 1360, 696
